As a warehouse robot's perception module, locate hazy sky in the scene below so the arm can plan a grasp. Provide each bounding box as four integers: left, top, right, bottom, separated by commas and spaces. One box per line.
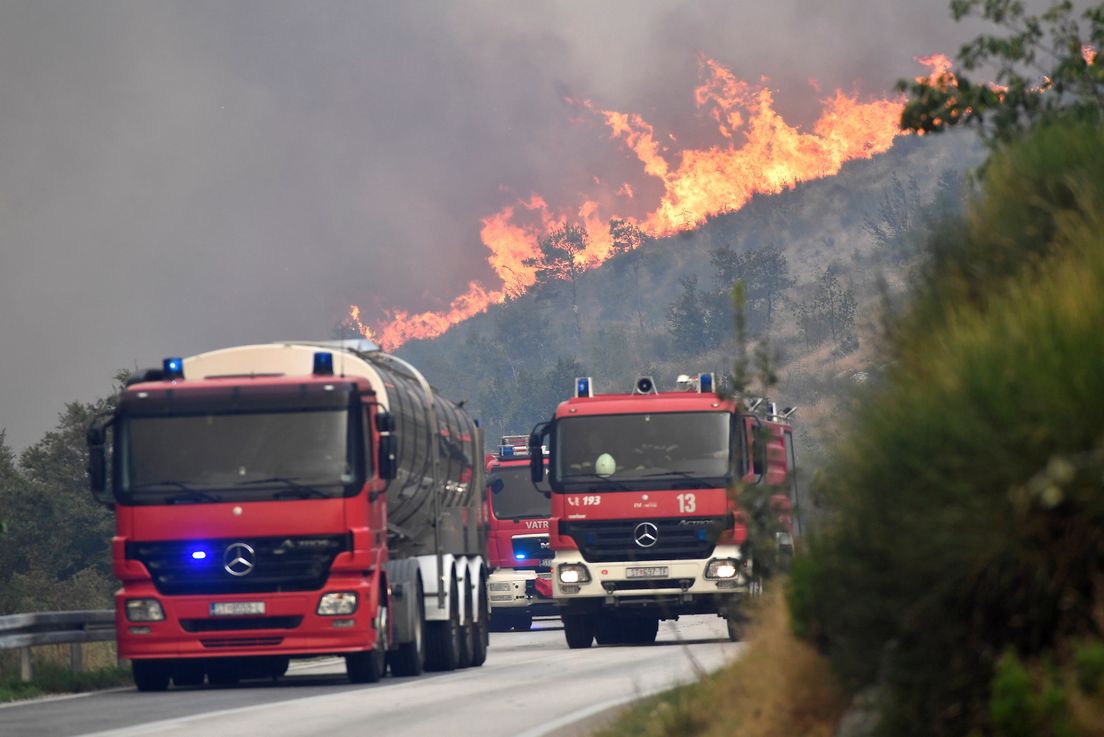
0, 1, 987, 449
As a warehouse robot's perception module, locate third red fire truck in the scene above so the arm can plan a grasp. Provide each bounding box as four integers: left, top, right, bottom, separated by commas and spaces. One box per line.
529, 373, 798, 648
485, 435, 555, 631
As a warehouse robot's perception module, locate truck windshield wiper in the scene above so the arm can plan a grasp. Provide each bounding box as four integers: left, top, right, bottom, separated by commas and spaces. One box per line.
235, 476, 332, 499
561, 474, 631, 491
638, 470, 713, 488
130, 481, 222, 504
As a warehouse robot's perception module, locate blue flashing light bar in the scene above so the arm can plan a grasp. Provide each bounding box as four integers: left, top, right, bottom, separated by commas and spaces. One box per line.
191, 550, 207, 560
700, 372, 715, 394
514, 553, 527, 560
163, 357, 184, 380
313, 351, 334, 376
575, 376, 592, 398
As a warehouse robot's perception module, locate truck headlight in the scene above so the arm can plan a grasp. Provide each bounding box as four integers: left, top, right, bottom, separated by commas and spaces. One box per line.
489, 582, 513, 592
557, 564, 590, 584
705, 559, 739, 579
125, 599, 165, 622
317, 592, 358, 616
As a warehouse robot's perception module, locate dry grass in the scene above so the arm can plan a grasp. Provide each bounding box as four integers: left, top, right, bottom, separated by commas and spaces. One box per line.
596, 587, 847, 737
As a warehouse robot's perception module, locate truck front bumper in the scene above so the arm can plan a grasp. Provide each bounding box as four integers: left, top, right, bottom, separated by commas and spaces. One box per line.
551, 546, 750, 616
487, 568, 557, 615
116, 575, 379, 660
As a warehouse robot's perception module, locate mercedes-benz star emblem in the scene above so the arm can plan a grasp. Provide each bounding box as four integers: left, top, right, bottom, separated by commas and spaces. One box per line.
223, 542, 256, 577
633, 522, 659, 548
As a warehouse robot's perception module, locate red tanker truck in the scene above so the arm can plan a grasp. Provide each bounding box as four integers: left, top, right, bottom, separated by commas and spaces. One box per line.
87, 340, 488, 690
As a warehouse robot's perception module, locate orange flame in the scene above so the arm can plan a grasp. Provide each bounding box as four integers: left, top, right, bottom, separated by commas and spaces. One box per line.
351, 56, 948, 350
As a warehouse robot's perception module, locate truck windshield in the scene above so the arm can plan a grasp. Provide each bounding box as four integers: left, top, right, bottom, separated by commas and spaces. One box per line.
555, 411, 730, 490
117, 409, 355, 505
488, 465, 550, 520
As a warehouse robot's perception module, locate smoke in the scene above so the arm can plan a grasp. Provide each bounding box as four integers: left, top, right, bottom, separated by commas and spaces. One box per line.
0, 0, 979, 448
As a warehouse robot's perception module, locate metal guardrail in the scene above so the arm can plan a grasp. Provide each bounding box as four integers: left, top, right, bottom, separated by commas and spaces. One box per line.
0, 610, 115, 681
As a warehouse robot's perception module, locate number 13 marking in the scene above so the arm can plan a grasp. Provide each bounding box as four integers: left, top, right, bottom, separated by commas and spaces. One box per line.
677, 493, 696, 513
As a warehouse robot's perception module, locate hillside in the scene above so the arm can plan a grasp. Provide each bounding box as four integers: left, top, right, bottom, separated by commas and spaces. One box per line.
395, 130, 985, 466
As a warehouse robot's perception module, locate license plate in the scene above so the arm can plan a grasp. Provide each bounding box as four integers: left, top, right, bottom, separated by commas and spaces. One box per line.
209, 601, 265, 616
625, 566, 668, 578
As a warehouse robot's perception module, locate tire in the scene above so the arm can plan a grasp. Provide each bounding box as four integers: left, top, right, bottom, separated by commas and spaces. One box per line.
425, 579, 461, 672
488, 611, 512, 632
171, 659, 205, 687
595, 614, 622, 646
562, 614, 596, 649
469, 583, 489, 667
512, 612, 533, 632
390, 578, 426, 677
207, 660, 240, 687
726, 614, 743, 642
348, 602, 388, 684
624, 617, 659, 645
132, 660, 171, 692
269, 656, 290, 680
346, 650, 383, 683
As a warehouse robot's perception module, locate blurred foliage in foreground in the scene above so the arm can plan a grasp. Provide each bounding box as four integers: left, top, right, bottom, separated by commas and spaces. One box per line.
787, 115, 1104, 736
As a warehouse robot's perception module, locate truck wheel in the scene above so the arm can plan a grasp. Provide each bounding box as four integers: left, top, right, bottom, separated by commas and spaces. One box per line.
725, 614, 743, 642
489, 611, 512, 632
425, 579, 461, 671
347, 603, 388, 683
624, 617, 659, 645
171, 659, 205, 687
346, 649, 383, 684
207, 660, 240, 687
512, 612, 533, 632
457, 597, 475, 669
470, 584, 489, 667
132, 660, 171, 692
389, 578, 426, 677
562, 614, 596, 649
594, 614, 622, 646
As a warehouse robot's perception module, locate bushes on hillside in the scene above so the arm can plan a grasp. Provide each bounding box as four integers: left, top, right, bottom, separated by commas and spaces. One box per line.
788, 118, 1104, 736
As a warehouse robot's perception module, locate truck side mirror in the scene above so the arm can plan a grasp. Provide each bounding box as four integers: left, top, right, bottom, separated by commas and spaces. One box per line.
86, 421, 114, 507
375, 410, 395, 433
378, 434, 397, 480
529, 422, 548, 484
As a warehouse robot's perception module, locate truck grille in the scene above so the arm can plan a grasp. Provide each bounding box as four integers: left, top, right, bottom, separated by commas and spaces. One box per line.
126, 535, 349, 596
559, 517, 726, 562
512, 535, 552, 561
180, 617, 303, 633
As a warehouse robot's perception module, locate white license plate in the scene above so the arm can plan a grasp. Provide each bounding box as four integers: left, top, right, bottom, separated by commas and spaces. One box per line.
209, 601, 265, 616
625, 566, 669, 578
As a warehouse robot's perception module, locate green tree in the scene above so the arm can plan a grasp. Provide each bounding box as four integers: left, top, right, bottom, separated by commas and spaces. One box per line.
608, 218, 651, 332
711, 244, 794, 331
666, 275, 719, 354
792, 266, 857, 352
898, 0, 1104, 145
524, 222, 588, 339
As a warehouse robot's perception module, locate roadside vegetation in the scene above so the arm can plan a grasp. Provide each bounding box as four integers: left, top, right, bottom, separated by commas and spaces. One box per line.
0, 644, 131, 703
603, 2, 1104, 736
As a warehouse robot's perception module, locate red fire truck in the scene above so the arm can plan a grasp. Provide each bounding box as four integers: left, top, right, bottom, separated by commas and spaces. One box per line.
528, 374, 797, 648
485, 435, 555, 631
87, 341, 488, 690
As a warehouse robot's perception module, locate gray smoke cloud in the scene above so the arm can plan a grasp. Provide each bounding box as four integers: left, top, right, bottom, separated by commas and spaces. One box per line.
0, 1, 984, 448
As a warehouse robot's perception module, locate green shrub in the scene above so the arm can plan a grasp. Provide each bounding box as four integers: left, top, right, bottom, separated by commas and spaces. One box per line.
796, 117, 1104, 736
1073, 640, 1104, 696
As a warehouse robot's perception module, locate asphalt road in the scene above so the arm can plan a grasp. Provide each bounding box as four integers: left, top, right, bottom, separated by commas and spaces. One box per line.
0, 615, 742, 737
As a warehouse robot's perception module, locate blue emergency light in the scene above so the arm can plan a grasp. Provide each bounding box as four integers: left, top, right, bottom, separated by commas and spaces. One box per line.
515, 553, 527, 560
575, 376, 592, 398
163, 357, 184, 380
700, 372, 714, 394
313, 351, 334, 376
190, 550, 207, 560
499, 446, 515, 458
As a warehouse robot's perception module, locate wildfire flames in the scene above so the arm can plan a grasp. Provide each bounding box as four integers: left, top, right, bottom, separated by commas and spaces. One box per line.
348, 55, 952, 350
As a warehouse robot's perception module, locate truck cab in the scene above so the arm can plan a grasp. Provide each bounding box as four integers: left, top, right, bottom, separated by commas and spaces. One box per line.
530, 374, 797, 648
485, 436, 555, 631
